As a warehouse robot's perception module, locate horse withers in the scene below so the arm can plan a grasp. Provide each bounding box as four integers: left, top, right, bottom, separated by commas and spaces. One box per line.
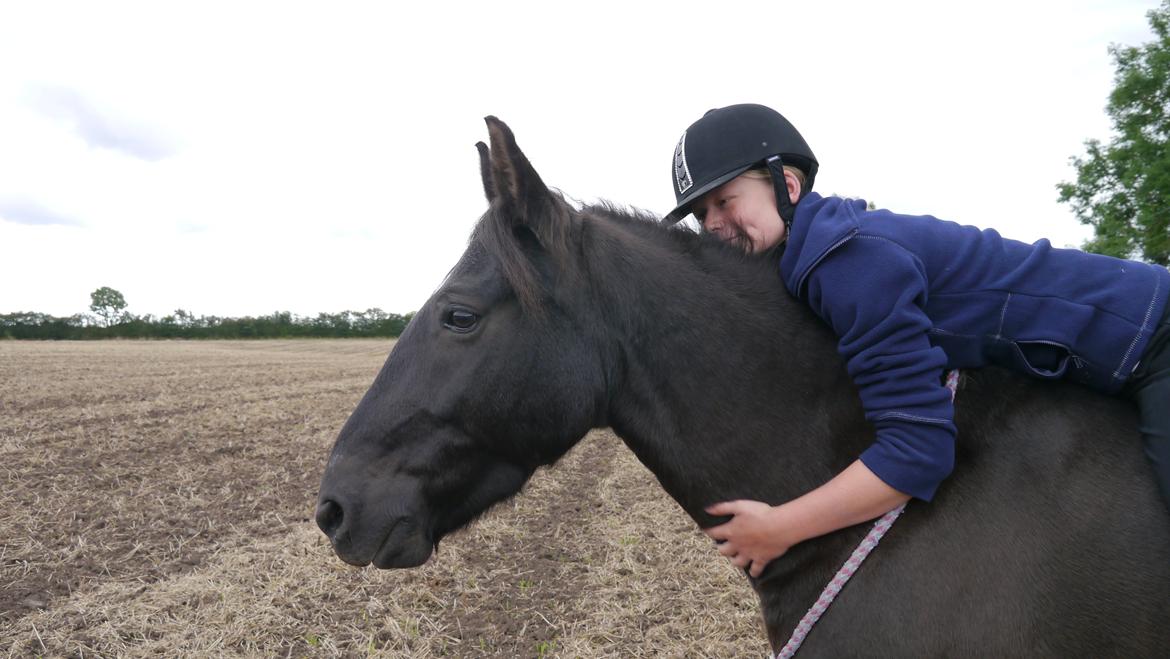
316, 117, 1170, 655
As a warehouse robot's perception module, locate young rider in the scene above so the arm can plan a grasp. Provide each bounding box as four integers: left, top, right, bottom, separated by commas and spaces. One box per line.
664, 103, 1170, 578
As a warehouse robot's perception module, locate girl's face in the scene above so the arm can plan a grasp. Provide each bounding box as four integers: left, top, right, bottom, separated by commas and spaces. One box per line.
691, 174, 787, 253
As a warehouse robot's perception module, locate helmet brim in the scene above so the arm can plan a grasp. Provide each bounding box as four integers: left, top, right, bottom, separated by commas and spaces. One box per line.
662, 163, 755, 226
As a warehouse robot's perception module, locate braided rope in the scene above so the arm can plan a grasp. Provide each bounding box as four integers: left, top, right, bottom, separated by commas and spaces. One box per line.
773, 369, 960, 659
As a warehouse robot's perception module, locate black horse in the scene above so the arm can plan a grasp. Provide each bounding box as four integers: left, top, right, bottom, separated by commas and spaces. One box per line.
317, 118, 1170, 655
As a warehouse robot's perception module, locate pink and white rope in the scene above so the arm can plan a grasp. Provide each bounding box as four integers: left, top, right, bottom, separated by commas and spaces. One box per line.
772, 369, 960, 659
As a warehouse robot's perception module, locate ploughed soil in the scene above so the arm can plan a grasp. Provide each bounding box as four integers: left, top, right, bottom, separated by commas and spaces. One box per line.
1, 340, 765, 657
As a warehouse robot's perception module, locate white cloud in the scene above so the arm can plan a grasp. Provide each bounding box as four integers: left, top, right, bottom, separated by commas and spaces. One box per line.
23, 83, 178, 161
0, 197, 82, 227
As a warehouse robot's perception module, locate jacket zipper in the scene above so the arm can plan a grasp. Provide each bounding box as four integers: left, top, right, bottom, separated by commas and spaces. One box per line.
795, 228, 859, 296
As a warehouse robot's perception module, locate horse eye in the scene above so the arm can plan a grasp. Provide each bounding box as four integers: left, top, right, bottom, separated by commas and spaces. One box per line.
444, 309, 479, 332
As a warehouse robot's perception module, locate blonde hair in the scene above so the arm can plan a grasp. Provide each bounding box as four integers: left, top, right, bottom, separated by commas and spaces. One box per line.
741, 165, 806, 192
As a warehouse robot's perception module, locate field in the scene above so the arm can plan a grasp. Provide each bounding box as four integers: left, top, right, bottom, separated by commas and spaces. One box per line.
1, 340, 766, 657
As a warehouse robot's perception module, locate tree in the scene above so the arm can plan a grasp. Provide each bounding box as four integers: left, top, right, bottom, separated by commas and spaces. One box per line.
89, 287, 127, 327
1058, 1, 1170, 266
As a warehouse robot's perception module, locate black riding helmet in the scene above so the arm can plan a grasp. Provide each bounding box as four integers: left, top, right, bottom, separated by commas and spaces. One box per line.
664, 104, 818, 227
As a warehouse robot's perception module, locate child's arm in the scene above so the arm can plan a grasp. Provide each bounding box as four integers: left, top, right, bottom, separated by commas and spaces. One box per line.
704, 460, 910, 578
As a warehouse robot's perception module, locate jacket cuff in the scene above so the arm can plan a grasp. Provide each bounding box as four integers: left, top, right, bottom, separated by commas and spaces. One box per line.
859, 426, 954, 502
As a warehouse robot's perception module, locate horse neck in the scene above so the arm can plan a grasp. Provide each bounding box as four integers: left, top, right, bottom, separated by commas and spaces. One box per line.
576, 215, 869, 520
571, 214, 890, 646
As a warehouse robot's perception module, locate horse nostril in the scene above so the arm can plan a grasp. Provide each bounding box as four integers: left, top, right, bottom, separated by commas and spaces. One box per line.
316, 499, 344, 540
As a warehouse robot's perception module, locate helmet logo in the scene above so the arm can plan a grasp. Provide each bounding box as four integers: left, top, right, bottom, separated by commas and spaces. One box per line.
674, 131, 693, 195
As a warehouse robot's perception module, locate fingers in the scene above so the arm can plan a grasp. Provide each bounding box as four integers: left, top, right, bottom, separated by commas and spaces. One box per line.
715, 543, 766, 574
704, 499, 773, 577
703, 500, 744, 541
705, 500, 745, 517
704, 524, 730, 541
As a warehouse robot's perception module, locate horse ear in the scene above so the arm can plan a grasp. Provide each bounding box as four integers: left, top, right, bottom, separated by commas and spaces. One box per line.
483, 116, 554, 226
478, 117, 574, 309
476, 141, 496, 203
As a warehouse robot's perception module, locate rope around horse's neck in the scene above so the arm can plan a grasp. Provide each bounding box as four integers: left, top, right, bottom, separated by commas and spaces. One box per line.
773, 369, 960, 659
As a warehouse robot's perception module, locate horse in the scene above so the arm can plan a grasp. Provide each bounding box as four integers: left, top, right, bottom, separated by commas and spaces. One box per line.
316, 117, 1170, 655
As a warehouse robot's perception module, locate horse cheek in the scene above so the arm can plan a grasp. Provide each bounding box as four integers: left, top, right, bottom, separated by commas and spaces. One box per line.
520, 339, 601, 457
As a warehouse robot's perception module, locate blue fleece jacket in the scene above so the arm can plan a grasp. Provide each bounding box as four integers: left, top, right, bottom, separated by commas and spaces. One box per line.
778, 192, 1170, 501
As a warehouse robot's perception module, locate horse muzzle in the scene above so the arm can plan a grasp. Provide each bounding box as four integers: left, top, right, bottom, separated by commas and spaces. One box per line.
315, 494, 434, 568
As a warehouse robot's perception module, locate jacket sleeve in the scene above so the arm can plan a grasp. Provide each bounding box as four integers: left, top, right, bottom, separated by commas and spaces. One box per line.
804, 235, 956, 501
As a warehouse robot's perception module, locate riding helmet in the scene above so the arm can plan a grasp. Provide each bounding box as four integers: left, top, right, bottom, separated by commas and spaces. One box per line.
664, 103, 818, 225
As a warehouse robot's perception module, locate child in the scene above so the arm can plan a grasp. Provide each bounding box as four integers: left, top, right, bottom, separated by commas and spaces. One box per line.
664, 103, 1170, 578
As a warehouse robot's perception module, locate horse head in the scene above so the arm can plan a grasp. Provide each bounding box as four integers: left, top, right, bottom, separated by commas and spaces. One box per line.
315, 118, 608, 568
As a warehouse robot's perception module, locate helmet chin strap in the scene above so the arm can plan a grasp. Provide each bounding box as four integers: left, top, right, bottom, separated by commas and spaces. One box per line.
766, 155, 799, 233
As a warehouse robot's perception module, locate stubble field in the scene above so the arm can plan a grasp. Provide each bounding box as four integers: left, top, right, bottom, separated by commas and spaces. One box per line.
1, 339, 766, 657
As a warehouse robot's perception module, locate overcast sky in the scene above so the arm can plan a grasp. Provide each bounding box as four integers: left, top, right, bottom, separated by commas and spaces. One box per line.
0, 1, 1161, 318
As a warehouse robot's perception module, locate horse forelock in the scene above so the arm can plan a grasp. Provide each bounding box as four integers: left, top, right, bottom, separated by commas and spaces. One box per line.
469, 192, 578, 311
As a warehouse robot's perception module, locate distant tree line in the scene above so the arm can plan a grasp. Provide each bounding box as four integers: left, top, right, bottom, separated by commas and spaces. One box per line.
2, 293, 416, 340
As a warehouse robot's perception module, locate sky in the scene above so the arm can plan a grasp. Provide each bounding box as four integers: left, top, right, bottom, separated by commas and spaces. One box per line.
0, 0, 1162, 319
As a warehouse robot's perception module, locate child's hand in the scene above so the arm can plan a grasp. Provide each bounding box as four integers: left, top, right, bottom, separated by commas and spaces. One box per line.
703, 500, 792, 578
703, 462, 912, 579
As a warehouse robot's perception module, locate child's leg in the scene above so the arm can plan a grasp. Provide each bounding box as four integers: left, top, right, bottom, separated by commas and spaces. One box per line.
1131, 308, 1170, 511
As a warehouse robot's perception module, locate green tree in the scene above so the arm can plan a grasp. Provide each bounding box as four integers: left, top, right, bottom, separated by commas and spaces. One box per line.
89, 286, 127, 327
1058, 1, 1170, 266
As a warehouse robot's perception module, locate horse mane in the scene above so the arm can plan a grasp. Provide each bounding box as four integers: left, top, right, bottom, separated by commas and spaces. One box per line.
469, 195, 788, 318
580, 200, 763, 263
